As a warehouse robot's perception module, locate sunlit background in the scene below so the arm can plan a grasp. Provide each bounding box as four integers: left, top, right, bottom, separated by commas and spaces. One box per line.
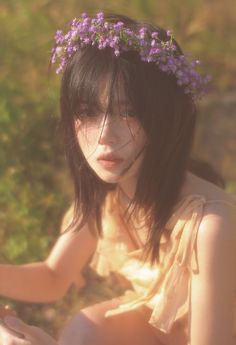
0, 0, 236, 335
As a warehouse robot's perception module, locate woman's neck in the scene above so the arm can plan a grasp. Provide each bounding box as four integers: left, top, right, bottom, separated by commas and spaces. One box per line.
117, 185, 133, 210
118, 175, 138, 202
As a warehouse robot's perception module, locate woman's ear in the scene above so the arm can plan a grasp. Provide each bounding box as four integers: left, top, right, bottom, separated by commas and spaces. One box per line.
74, 119, 81, 133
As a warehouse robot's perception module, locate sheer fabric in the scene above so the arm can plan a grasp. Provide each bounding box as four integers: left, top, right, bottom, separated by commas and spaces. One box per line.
89, 191, 236, 338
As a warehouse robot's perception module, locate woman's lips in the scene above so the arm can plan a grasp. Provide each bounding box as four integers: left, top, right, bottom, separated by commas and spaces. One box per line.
98, 155, 123, 169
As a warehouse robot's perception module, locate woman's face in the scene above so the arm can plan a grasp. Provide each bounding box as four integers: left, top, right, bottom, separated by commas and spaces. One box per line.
75, 84, 147, 186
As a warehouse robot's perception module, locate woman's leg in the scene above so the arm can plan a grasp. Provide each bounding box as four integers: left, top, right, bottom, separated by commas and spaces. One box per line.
58, 298, 164, 345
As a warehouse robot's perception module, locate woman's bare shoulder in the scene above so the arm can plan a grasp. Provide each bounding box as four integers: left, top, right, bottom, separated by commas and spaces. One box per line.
196, 183, 236, 248
192, 184, 236, 279
200, 186, 236, 225
202, 186, 236, 221
190, 189, 236, 345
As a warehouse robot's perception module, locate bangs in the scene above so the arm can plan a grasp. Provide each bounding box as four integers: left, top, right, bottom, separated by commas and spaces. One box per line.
65, 46, 138, 120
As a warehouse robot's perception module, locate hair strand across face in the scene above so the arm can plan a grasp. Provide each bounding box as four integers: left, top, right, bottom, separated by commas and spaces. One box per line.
59, 13, 204, 264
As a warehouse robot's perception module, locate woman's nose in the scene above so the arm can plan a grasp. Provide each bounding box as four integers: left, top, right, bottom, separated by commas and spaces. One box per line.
98, 115, 120, 145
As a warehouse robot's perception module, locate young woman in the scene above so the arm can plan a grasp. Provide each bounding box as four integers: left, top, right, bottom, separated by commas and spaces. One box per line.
0, 11, 236, 345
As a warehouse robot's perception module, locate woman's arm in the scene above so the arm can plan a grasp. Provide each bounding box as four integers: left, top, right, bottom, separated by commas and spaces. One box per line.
189, 202, 236, 345
0, 208, 97, 303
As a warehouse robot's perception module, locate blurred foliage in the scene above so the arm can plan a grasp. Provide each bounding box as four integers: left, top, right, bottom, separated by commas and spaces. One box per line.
0, 0, 236, 337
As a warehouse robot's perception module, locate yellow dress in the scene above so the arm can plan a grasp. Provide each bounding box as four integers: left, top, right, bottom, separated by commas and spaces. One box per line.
89, 191, 236, 342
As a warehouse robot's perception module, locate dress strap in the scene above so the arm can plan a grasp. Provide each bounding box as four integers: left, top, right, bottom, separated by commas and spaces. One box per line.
176, 197, 206, 268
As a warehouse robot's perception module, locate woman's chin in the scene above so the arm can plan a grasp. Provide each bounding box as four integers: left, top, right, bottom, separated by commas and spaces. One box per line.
96, 171, 122, 184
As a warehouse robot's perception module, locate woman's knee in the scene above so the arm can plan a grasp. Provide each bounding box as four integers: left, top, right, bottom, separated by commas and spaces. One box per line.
58, 300, 158, 345
58, 300, 119, 345
58, 310, 100, 345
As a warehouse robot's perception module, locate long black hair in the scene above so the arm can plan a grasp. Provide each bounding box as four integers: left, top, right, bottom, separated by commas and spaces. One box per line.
60, 13, 213, 264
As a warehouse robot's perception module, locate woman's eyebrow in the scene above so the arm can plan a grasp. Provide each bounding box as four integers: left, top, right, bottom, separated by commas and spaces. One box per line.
77, 100, 131, 113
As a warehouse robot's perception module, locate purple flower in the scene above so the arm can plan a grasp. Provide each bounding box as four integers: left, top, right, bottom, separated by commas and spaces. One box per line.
70, 18, 78, 26
83, 17, 91, 26
151, 39, 157, 47
151, 32, 159, 39
55, 30, 64, 44
66, 46, 74, 55
71, 31, 79, 41
89, 25, 97, 33
113, 21, 124, 30
139, 39, 147, 47
96, 12, 104, 20
51, 11, 210, 101
83, 38, 90, 44
139, 27, 147, 39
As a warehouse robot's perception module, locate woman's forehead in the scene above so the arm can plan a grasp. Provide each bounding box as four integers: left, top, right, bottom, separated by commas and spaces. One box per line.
98, 78, 129, 108
78, 74, 131, 111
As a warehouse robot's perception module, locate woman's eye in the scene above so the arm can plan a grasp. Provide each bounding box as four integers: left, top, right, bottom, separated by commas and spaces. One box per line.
79, 110, 98, 119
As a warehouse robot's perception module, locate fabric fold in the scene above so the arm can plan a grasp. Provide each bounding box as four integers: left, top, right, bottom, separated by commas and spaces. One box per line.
89, 193, 207, 334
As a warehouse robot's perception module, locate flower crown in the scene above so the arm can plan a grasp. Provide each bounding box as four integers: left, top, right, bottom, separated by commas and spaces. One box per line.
51, 11, 211, 101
